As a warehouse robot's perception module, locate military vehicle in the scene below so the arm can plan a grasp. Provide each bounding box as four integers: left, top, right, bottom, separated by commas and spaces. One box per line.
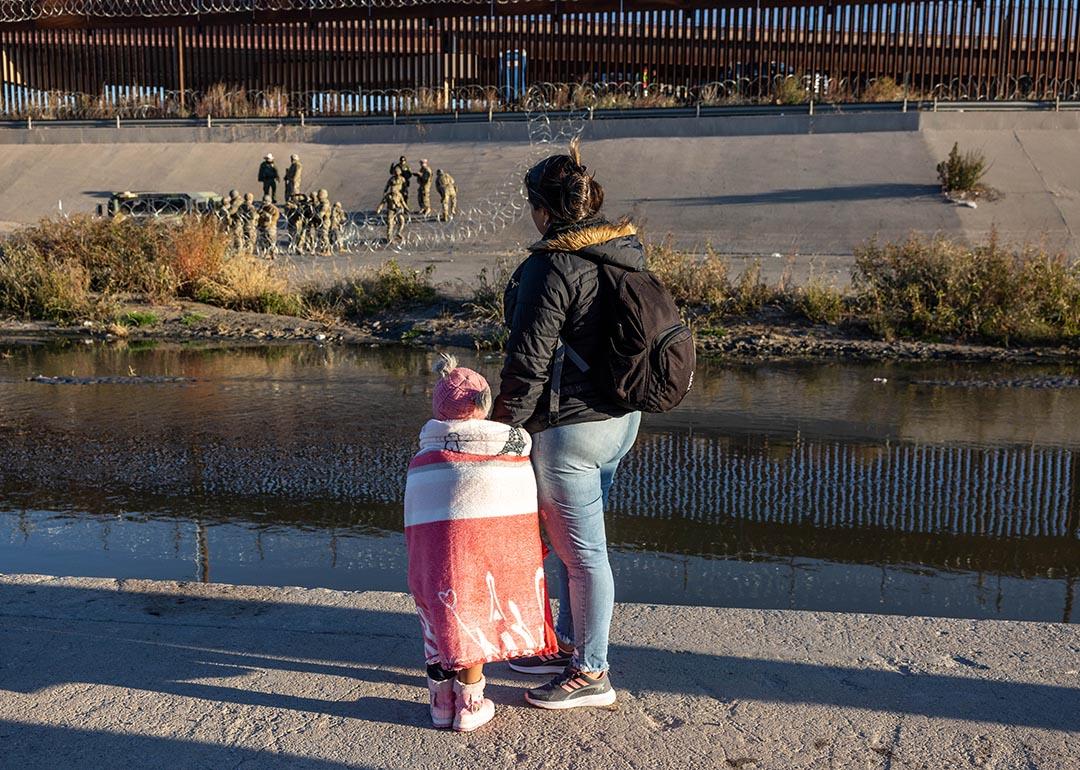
97, 191, 224, 220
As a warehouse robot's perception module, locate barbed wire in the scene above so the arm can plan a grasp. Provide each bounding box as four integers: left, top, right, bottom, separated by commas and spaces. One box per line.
0, 0, 569, 23
6, 76, 1080, 122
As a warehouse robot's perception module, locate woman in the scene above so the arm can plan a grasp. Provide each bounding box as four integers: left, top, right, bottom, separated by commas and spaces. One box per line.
492, 138, 642, 710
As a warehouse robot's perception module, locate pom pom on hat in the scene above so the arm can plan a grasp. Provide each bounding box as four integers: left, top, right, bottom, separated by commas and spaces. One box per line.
432, 353, 490, 420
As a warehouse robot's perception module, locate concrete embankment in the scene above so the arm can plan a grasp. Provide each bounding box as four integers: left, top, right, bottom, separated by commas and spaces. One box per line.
1, 573, 1077, 768
0, 110, 1077, 289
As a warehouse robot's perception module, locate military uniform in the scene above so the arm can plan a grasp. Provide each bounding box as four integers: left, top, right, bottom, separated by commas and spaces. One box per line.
227, 192, 246, 252
436, 171, 457, 222
380, 187, 408, 243
284, 157, 302, 200
416, 162, 433, 216
257, 199, 281, 257
378, 171, 406, 214
330, 202, 347, 251
286, 194, 307, 253
315, 190, 333, 255
390, 157, 412, 206
240, 194, 259, 254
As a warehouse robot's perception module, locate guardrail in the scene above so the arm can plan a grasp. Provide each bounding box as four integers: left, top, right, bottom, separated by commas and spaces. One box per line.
4, 99, 1079, 130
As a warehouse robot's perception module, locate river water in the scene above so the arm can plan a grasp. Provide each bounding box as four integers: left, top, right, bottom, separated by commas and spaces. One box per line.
0, 341, 1076, 623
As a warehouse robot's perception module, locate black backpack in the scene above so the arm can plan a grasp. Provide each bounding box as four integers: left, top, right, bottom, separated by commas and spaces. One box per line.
563, 260, 695, 414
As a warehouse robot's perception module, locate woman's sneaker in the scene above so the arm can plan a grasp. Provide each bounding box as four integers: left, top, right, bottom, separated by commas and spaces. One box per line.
523, 667, 617, 710
508, 649, 573, 675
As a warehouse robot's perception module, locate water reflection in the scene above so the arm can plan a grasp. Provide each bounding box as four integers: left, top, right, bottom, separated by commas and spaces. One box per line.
0, 341, 1078, 623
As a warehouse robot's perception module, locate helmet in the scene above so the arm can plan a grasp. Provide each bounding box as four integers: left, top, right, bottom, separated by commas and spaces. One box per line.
229, 189, 239, 199
244, 192, 254, 202
318, 188, 328, 200
290, 154, 299, 161
262, 194, 272, 203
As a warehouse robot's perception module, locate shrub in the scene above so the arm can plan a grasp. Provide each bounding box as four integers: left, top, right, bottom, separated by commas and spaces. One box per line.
862, 77, 905, 102
119, 310, 159, 327
467, 258, 515, 323
646, 242, 730, 320
793, 280, 846, 325
774, 74, 807, 105
0, 241, 93, 320
196, 256, 303, 315
853, 234, 1080, 344
305, 260, 436, 320
936, 142, 988, 193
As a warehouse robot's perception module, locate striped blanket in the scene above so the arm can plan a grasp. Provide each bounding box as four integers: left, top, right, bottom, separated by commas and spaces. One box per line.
405, 418, 557, 670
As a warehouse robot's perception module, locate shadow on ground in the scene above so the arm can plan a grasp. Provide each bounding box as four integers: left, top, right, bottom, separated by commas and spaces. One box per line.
638, 183, 942, 207
2, 581, 1078, 734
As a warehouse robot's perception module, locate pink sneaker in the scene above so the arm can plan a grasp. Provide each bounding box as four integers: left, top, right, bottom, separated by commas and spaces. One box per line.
452, 676, 495, 732
427, 676, 455, 729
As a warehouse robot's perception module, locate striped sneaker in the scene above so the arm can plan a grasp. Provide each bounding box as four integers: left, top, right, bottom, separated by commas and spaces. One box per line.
523, 667, 617, 710
508, 650, 573, 675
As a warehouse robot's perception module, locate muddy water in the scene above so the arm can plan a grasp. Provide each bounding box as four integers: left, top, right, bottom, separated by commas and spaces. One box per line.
0, 341, 1077, 623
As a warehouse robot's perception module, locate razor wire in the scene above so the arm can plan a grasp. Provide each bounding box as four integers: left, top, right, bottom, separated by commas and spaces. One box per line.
0, 0, 581, 23
6, 77, 1080, 122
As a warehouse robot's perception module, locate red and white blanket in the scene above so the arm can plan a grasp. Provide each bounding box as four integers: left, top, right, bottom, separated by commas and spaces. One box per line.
405, 418, 557, 670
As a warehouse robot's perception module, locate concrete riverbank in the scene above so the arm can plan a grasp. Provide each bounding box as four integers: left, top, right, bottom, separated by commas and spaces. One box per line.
1, 574, 1077, 769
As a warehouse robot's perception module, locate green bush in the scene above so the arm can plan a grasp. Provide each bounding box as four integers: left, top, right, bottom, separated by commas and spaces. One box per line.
853, 234, 1080, 344
936, 142, 988, 193
774, 74, 807, 105
794, 280, 846, 325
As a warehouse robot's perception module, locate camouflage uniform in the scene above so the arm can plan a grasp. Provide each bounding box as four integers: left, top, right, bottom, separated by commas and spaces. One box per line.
240, 193, 259, 254
436, 170, 457, 222
315, 189, 333, 255
226, 190, 245, 252
378, 170, 405, 214
286, 193, 307, 254
257, 196, 281, 257
380, 187, 408, 243
390, 156, 412, 206
330, 202, 347, 251
284, 156, 302, 200
416, 161, 433, 216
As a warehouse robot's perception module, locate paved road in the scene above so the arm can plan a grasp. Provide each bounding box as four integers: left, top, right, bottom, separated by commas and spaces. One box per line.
1, 113, 1077, 289
2, 574, 1077, 769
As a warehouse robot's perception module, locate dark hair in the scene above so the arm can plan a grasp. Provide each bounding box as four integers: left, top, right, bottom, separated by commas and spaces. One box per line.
524, 137, 604, 224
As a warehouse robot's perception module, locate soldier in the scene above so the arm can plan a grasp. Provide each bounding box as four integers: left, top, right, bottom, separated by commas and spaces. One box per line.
258, 153, 280, 203
257, 194, 281, 257
390, 155, 412, 206
436, 169, 457, 222
380, 185, 408, 244
315, 188, 333, 255
415, 158, 433, 216
226, 189, 246, 252
378, 168, 405, 214
240, 192, 259, 254
284, 154, 302, 200
330, 201, 347, 252
285, 193, 304, 253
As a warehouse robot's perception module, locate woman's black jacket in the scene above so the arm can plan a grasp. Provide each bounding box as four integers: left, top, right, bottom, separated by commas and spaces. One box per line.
491, 218, 645, 433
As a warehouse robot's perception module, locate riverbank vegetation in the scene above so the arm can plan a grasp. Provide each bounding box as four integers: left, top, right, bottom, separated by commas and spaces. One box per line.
1, 217, 1078, 350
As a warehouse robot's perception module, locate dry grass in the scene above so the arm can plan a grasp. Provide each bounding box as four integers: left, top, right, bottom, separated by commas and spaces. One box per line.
304, 260, 437, 320
0, 215, 302, 321
853, 233, 1080, 344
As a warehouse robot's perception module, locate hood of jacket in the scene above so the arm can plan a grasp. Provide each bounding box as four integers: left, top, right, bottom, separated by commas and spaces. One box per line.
528, 218, 645, 271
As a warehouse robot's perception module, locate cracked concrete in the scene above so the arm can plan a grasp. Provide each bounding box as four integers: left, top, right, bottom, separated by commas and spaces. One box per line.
1, 574, 1077, 769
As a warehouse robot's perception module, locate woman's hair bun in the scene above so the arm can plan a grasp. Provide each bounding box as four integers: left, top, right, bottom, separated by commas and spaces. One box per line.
432, 352, 458, 379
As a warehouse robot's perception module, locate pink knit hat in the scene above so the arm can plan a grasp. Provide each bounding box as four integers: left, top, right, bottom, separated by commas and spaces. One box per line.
432, 353, 490, 420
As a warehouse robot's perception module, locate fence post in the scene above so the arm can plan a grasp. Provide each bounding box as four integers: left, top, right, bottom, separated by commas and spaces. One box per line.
27, 116, 32, 130
933, 97, 938, 113
116, 115, 121, 129
393, 110, 397, 125
809, 98, 814, 116
300, 111, 305, 127
455, 109, 459, 121
207, 114, 212, 128
1056, 96, 1061, 112
696, 102, 701, 119
589, 106, 594, 120
488, 104, 493, 122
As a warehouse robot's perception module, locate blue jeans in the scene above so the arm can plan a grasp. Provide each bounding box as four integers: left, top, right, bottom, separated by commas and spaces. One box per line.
531, 411, 641, 673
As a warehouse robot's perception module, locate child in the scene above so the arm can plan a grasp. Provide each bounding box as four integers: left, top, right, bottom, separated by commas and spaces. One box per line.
405, 353, 557, 731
